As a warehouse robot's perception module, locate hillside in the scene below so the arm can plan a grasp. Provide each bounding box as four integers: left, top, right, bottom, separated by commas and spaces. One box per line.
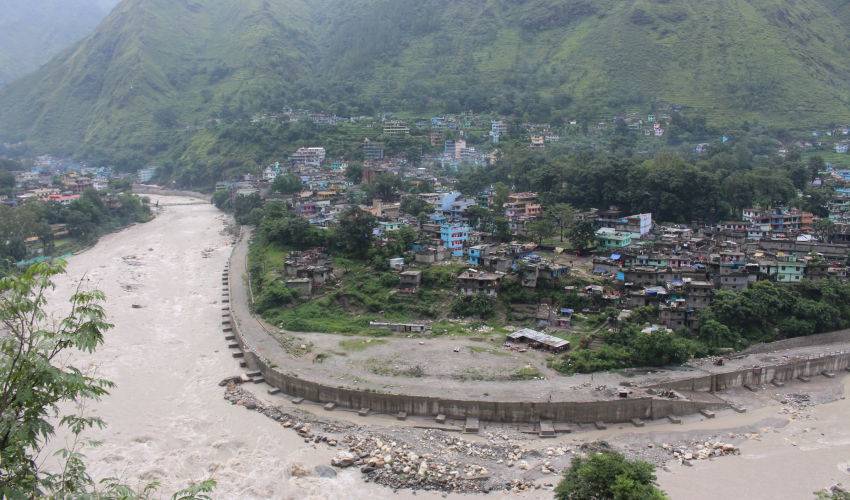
0, 0, 120, 87
2, 0, 850, 156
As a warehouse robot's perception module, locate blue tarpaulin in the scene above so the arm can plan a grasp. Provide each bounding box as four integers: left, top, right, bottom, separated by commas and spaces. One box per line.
610, 254, 621, 260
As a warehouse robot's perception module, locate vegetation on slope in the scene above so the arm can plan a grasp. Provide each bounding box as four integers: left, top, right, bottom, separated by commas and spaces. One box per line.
0, 0, 118, 87
3, 0, 850, 159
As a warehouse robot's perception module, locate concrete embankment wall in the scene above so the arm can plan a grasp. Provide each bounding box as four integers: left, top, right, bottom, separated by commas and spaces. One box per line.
646, 352, 850, 392
222, 230, 739, 424
236, 343, 728, 423
739, 329, 850, 355
227, 310, 727, 423
132, 184, 211, 201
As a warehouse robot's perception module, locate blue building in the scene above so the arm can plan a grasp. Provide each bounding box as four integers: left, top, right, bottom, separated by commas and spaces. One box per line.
468, 245, 487, 265
441, 223, 470, 257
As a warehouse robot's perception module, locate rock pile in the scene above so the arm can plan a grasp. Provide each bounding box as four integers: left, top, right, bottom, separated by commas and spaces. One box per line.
337, 433, 538, 494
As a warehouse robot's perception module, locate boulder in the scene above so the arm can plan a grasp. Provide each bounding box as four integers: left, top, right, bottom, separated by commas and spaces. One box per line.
331, 452, 356, 468
315, 465, 337, 478
292, 463, 310, 478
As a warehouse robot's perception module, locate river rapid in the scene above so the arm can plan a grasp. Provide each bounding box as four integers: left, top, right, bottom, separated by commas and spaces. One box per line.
39, 197, 850, 500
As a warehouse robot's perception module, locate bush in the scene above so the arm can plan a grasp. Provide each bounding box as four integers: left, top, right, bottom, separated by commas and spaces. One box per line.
450, 292, 495, 318
555, 450, 668, 500
255, 283, 294, 313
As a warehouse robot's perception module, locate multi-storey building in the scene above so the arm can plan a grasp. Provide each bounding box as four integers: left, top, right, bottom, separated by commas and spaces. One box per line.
457, 269, 504, 297
504, 192, 539, 218
289, 147, 326, 166
441, 223, 470, 257
742, 207, 813, 233
362, 139, 384, 159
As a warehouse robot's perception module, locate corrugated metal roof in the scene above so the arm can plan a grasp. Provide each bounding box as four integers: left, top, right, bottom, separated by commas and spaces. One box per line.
507, 328, 570, 348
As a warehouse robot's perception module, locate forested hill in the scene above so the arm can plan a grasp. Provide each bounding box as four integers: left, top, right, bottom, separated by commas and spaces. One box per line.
0, 0, 120, 87
3, 0, 850, 154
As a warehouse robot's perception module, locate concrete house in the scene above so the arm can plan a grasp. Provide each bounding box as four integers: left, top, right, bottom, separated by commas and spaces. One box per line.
457, 269, 504, 297
399, 270, 423, 290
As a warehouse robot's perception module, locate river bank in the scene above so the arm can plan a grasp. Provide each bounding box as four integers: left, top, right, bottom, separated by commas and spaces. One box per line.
37, 198, 849, 499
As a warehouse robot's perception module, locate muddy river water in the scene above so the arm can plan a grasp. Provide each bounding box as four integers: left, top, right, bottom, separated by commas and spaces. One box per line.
41, 197, 849, 500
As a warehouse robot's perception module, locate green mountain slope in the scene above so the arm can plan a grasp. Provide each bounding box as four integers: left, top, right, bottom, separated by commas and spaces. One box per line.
2, 0, 850, 154
0, 0, 317, 149
0, 0, 120, 87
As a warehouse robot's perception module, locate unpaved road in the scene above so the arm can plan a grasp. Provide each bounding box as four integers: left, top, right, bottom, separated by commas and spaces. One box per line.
38, 197, 850, 500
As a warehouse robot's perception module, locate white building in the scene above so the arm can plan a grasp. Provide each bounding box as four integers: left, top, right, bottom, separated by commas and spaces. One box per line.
137, 167, 158, 183
289, 148, 326, 166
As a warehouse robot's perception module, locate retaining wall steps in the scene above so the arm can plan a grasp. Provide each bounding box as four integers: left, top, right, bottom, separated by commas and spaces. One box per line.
798, 376, 812, 383
731, 405, 747, 413
539, 420, 555, 438
631, 418, 645, 427
397, 412, 408, 421
292, 397, 305, 404
231, 351, 244, 358
359, 408, 371, 417
268, 388, 281, 395
699, 409, 715, 419
324, 402, 337, 411
464, 417, 479, 434
436, 414, 447, 424
225, 335, 235, 341
668, 415, 682, 424
595, 421, 607, 430
823, 372, 836, 379
772, 380, 785, 387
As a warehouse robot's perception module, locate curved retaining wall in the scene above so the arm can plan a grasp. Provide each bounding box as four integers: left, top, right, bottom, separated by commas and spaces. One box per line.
221, 230, 847, 423
646, 352, 850, 392
224, 237, 730, 423
738, 329, 850, 356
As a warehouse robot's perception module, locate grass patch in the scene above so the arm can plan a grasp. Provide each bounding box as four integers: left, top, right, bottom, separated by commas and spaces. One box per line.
340, 338, 389, 351
512, 366, 541, 379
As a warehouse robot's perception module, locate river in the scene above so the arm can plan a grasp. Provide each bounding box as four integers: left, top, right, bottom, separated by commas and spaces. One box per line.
40, 197, 850, 500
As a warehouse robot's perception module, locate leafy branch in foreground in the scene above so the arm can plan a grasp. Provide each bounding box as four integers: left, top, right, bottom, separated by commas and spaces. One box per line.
0, 260, 216, 499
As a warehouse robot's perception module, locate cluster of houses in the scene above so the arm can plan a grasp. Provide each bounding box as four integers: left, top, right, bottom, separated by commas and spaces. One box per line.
585, 215, 849, 331
3, 161, 144, 208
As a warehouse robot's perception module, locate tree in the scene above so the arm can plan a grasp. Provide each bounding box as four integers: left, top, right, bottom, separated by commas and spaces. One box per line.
269, 173, 303, 195
0, 170, 16, 189
337, 206, 377, 254
809, 155, 826, 182
528, 218, 555, 245
369, 172, 402, 201
232, 193, 263, 225
566, 219, 597, 254
492, 182, 509, 213
459, 205, 484, 230
400, 196, 432, 216
344, 162, 364, 183
813, 218, 836, 241
153, 106, 180, 129
493, 217, 511, 242
0, 261, 217, 497
546, 203, 575, 242
417, 211, 430, 224
211, 190, 230, 210
555, 451, 668, 500
34, 221, 55, 252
